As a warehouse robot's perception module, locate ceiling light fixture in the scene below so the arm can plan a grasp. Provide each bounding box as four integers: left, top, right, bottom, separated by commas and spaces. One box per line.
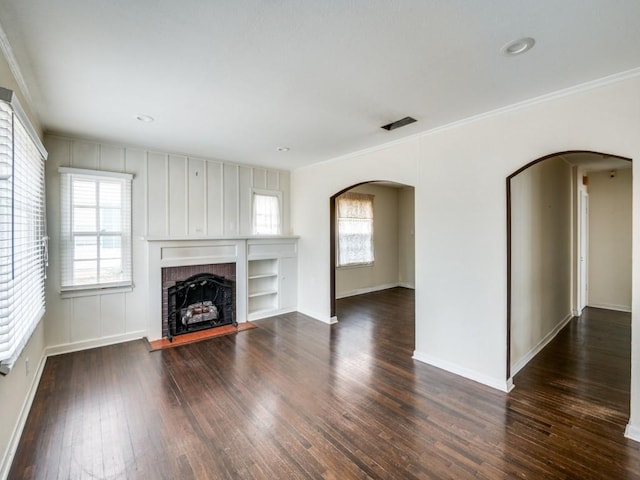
276, 146, 290, 152
135, 114, 154, 123
502, 37, 535, 56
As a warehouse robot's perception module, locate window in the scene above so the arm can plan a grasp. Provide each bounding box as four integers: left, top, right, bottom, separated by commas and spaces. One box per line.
252, 191, 281, 235
60, 168, 132, 292
0, 88, 48, 374
337, 192, 374, 266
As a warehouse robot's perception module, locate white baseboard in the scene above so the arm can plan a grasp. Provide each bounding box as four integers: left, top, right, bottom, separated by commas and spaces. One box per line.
587, 303, 632, 313
297, 308, 338, 325
397, 282, 415, 289
412, 350, 511, 393
0, 351, 47, 480
625, 423, 640, 443
46, 331, 146, 357
510, 313, 574, 376
336, 282, 404, 299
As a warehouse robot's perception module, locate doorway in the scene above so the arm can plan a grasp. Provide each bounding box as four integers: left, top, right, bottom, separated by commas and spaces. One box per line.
329, 181, 415, 319
506, 151, 632, 381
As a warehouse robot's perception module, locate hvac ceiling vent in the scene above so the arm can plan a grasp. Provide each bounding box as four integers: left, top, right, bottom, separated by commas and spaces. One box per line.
381, 116, 417, 131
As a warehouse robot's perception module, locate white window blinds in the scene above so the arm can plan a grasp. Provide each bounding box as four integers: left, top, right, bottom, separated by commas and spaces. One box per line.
337, 192, 374, 266
0, 89, 48, 374
59, 168, 132, 291
252, 192, 281, 235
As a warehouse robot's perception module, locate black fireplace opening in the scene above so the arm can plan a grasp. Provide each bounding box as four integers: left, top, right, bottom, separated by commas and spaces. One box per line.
167, 273, 236, 340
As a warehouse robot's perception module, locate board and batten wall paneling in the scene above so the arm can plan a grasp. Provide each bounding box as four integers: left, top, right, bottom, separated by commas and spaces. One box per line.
188, 158, 206, 236
43, 134, 291, 351
168, 155, 188, 236
207, 161, 224, 236
223, 163, 239, 236
147, 152, 169, 237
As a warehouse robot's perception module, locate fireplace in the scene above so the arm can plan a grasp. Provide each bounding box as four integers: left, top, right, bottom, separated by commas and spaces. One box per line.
162, 263, 236, 340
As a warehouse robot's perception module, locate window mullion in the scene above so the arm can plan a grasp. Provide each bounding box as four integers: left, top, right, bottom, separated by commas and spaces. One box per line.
95, 179, 101, 284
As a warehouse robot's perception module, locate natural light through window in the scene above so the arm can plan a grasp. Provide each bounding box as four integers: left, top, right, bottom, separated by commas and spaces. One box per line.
253, 192, 281, 235
60, 168, 132, 291
337, 192, 374, 266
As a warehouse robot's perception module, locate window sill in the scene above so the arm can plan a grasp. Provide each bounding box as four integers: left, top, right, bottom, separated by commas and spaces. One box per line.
60, 285, 134, 299
336, 263, 374, 270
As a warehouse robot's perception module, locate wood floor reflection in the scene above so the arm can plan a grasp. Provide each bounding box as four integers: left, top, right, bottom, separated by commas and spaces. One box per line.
10, 288, 640, 479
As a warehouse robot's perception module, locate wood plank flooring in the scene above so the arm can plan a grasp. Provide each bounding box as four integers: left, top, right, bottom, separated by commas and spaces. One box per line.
9, 288, 640, 479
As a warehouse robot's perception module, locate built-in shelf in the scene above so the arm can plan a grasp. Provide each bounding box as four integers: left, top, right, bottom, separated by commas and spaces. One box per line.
246, 240, 298, 320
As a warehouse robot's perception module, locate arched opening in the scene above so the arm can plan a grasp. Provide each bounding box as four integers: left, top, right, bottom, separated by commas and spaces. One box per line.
329, 181, 415, 319
506, 150, 632, 382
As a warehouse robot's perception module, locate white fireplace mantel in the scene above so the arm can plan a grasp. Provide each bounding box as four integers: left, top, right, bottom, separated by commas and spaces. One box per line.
145, 236, 298, 340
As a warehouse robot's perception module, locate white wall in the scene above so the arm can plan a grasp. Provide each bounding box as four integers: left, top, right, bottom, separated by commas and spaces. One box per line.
0, 47, 46, 479
43, 135, 291, 351
510, 156, 572, 372
335, 184, 400, 298
398, 187, 415, 288
291, 75, 640, 404
588, 167, 632, 311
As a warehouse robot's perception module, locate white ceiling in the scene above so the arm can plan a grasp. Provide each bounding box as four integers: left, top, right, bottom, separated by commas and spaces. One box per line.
1, 1, 640, 170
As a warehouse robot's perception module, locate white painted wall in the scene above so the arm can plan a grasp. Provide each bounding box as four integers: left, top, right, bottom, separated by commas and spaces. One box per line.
291, 75, 640, 404
43, 135, 291, 351
398, 187, 415, 288
510, 156, 572, 373
0, 48, 46, 479
335, 184, 400, 298
588, 168, 632, 311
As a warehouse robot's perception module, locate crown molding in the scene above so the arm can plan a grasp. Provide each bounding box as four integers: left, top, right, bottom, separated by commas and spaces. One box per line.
0, 18, 37, 118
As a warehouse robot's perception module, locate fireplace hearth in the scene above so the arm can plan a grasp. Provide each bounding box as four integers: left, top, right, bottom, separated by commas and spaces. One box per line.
167, 272, 236, 340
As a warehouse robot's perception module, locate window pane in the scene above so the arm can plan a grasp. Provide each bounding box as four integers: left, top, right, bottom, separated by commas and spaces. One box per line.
73, 180, 96, 206
100, 182, 121, 207
337, 193, 374, 266
100, 236, 121, 259
74, 260, 97, 285
74, 236, 97, 260
253, 194, 280, 235
100, 258, 123, 283
73, 207, 96, 232
100, 207, 121, 232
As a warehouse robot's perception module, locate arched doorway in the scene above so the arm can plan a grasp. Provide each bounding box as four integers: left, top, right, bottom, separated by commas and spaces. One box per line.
506, 150, 632, 381
329, 181, 415, 319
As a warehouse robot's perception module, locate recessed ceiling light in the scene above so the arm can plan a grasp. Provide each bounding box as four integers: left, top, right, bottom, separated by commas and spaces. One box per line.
135, 114, 154, 123
502, 37, 535, 56
276, 146, 290, 152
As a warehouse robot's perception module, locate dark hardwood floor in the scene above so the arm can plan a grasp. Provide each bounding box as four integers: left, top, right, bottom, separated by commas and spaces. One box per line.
10, 289, 640, 479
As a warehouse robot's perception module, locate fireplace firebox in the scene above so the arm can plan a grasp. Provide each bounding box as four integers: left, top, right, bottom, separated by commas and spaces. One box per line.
167, 273, 236, 340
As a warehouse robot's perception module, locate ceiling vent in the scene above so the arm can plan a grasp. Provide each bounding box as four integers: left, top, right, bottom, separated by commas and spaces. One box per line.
381, 116, 417, 131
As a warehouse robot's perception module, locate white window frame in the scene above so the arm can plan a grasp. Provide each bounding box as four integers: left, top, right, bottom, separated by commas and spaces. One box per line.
252, 189, 282, 235
0, 87, 48, 375
59, 167, 133, 295
336, 192, 375, 268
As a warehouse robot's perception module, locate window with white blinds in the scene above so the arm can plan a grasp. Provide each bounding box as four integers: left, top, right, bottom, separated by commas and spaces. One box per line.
252, 191, 281, 235
59, 168, 132, 291
0, 89, 48, 375
337, 192, 374, 267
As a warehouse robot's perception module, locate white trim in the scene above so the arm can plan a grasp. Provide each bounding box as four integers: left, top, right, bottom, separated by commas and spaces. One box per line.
58, 166, 133, 180
587, 303, 632, 313
248, 306, 296, 321
510, 313, 574, 376
335, 282, 403, 299
45, 331, 146, 357
297, 308, 338, 325
295, 67, 640, 173
0, 350, 47, 480
625, 424, 640, 443
0, 19, 37, 119
397, 282, 415, 289
60, 285, 134, 299
412, 350, 512, 393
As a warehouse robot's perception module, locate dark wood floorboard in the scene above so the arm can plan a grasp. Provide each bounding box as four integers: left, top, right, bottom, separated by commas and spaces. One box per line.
9, 289, 640, 479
